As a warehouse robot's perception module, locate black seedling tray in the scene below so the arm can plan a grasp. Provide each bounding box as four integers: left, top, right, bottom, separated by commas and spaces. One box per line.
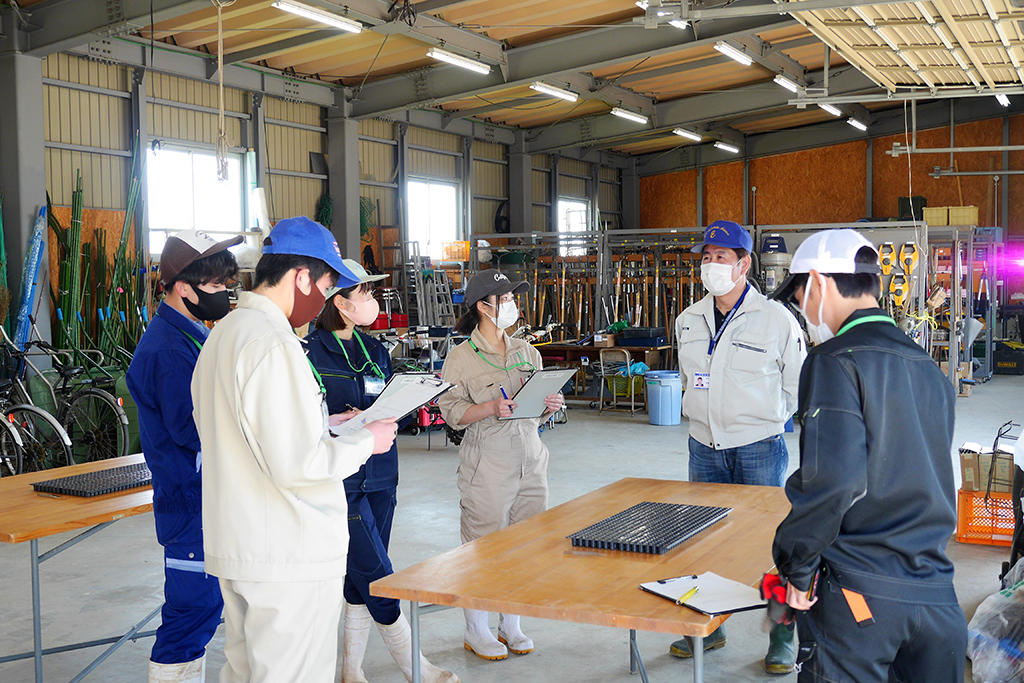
568, 501, 731, 554
33, 462, 152, 497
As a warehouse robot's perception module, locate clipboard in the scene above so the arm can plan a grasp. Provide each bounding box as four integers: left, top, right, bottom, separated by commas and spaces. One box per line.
639, 572, 765, 616
498, 368, 577, 420
331, 373, 453, 436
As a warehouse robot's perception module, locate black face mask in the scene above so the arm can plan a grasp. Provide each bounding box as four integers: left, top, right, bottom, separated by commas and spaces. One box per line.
183, 287, 231, 321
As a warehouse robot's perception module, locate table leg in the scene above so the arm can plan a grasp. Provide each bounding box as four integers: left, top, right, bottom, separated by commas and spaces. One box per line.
629, 629, 636, 674
688, 636, 704, 683
410, 601, 420, 683
30, 539, 42, 683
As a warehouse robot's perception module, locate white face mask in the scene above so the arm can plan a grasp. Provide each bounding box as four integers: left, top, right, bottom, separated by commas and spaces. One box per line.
799, 274, 834, 345
700, 262, 741, 297
485, 300, 519, 329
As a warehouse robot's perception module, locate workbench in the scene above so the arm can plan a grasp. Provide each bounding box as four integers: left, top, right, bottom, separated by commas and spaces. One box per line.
371, 477, 787, 683
0, 454, 155, 683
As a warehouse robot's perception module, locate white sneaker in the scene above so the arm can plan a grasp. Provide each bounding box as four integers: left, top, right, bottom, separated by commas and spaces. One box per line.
463, 608, 508, 661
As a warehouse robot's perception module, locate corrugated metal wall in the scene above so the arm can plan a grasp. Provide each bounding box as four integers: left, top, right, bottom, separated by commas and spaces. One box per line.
558, 158, 589, 199
531, 154, 550, 230
147, 72, 245, 147
359, 119, 398, 227
264, 96, 326, 222
473, 140, 507, 234
42, 54, 131, 209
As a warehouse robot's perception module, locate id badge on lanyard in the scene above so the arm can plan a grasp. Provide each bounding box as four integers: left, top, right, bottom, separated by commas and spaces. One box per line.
363, 375, 385, 397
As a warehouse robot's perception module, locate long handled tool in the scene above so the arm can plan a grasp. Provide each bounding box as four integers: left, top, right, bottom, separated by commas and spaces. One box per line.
653, 253, 661, 330
614, 259, 623, 322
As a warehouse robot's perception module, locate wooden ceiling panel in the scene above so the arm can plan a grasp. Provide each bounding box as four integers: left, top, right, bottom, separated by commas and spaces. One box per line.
612, 135, 692, 155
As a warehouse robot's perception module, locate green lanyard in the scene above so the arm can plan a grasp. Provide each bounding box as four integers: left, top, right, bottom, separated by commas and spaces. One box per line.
837, 314, 896, 337
468, 339, 536, 372
155, 310, 204, 351
332, 330, 385, 379
305, 358, 326, 394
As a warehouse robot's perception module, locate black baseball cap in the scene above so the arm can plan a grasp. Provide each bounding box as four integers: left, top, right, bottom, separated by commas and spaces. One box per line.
464, 269, 528, 307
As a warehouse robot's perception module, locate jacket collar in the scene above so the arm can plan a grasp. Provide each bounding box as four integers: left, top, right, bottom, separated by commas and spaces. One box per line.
156, 301, 210, 341
696, 283, 764, 329
235, 291, 296, 336
469, 326, 512, 357
837, 307, 891, 333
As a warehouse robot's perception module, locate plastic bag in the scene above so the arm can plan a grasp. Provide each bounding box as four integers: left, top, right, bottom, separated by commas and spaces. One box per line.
968, 557, 1024, 683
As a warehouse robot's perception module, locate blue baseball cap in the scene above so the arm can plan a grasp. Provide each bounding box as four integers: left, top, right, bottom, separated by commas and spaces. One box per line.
262, 216, 360, 288
690, 220, 753, 253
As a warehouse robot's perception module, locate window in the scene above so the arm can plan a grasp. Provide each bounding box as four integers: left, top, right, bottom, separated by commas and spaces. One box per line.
557, 198, 589, 257
146, 146, 247, 255
407, 179, 458, 260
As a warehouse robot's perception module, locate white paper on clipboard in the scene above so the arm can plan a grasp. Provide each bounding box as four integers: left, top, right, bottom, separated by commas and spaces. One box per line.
498, 368, 577, 420
331, 374, 451, 436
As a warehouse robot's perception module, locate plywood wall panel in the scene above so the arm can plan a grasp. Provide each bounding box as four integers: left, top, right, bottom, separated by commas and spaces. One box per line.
751, 141, 867, 225
639, 169, 698, 228
1008, 115, 1024, 237
703, 162, 744, 224
872, 119, 1003, 223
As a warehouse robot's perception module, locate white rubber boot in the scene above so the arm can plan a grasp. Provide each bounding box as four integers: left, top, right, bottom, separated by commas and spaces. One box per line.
463, 608, 507, 661
147, 656, 205, 683
497, 613, 534, 655
377, 612, 460, 682
342, 602, 372, 683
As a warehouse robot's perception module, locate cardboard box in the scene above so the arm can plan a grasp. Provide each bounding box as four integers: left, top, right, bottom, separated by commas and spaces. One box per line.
939, 361, 973, 397
959, 442, 1015, 493
593, 333, 616, 348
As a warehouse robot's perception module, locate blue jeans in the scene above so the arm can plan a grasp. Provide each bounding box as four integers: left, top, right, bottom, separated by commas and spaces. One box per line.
688, 434, 788, 487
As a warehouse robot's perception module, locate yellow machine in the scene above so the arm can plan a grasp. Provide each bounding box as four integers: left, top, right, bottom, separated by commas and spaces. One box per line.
899, 242, 919, 275
879, 242, 896, 275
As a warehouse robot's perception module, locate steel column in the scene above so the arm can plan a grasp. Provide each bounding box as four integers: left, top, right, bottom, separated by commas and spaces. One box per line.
130, 67, 148, 257
326, 109, 363, 260
549, 154, 560, 232
621, 159, 640, 230
742, 159, 751, 225
462, 136, 473, 239
251, 93, 268, 195
508, 131, 532, 232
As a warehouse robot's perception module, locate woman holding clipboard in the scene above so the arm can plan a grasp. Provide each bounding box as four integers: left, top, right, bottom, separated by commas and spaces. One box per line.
438, 269, 565, 661
306, 259, 458, 683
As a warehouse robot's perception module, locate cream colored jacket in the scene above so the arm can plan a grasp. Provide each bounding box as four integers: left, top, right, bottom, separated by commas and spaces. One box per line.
192, 291, 374, 582
675, 286, 805, 450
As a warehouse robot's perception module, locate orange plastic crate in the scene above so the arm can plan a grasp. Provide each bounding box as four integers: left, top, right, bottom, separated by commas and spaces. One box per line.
956, 488, 1015, 547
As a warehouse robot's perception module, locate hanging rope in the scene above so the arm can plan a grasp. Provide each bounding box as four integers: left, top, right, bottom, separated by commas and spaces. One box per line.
212, 0, 235, 181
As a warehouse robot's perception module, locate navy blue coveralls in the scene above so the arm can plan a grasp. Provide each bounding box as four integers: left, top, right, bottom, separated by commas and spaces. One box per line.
126, 302, 223, 664
305, 327, 402, 625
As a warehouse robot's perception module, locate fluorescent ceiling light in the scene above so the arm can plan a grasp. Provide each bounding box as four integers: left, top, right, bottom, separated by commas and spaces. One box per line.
669, 19, 689, 30
933, 24, 953, 50
426, 47, 490, 74
714, 41, 753, 66
914, 2, 935, 24
610, 107, 649, 124
272, 1, 362, 33
952, 49, 971, 71
995, 21, 1012, 48
673, 127, 703, 142
996, 93, 1011, 106
847, 118, 868, 131
529, 81, 578, 102
818, 102, 842, 117
713, 141, 739, 154
773, 74, 800, 92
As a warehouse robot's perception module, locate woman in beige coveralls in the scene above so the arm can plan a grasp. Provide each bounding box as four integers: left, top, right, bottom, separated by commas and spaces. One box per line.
438, 269, 564, 662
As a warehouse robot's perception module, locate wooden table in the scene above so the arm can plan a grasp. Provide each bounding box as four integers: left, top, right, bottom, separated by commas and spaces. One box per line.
372, 477, 788, 683
0, 455, 155, 683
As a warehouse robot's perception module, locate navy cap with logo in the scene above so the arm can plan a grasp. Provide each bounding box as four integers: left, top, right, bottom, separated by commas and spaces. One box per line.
464, 269, 528, 307
262, 216, 360, 288
690, 220, 754, 253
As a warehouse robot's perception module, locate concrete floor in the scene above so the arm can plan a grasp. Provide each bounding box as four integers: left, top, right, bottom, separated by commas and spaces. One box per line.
1, 376, 1021, 683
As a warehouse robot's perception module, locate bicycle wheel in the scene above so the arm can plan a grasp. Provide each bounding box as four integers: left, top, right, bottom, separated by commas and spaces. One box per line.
0, 418, 24, 476
59, 388, 130, 462
6, 404, 74, 472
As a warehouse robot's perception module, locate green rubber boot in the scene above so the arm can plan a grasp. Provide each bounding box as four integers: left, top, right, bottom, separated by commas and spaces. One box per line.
668, 626, 726, 659
763, 622, 796, 675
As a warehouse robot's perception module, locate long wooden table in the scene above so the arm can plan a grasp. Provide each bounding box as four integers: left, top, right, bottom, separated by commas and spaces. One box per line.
0, 454, 155, 682
372, 477, 788, 683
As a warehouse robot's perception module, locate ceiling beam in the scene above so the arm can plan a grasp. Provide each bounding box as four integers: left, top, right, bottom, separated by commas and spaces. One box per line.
348, 16, 799, 117
635, 95, 1020, 176
17, 0, 210, 56
441, 96, 549, 127
727, 34, 807, 81
223, 29, 339, 66
675, 0, 920, 21
525, 65, 875, 154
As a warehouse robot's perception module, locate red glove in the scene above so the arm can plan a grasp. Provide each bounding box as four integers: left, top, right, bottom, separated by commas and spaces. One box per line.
761, 573, 794, 625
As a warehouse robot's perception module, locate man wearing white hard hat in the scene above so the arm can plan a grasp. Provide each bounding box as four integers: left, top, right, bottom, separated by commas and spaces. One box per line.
770, 229, 966, 681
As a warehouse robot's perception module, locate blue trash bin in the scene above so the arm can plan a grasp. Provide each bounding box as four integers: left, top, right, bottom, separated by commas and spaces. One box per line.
645, 371, 682, 426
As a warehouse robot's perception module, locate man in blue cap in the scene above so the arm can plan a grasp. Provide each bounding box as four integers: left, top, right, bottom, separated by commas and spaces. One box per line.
671, 220, 806, 673
191, 217, 399, 682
